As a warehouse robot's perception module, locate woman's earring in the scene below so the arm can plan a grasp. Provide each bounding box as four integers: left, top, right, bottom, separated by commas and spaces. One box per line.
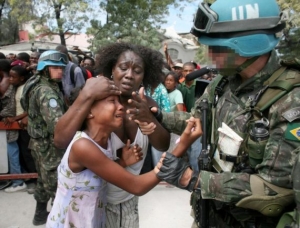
88, 114, 94, 118
111, 74, 114, 79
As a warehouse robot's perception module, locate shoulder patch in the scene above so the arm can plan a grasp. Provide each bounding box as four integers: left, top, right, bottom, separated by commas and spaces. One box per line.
285, 122, 300, 141
282, 107, 300, 122
49, 99, 58, 108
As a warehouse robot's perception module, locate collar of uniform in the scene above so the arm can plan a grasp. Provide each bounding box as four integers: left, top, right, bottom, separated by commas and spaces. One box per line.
231, 50, 281, 96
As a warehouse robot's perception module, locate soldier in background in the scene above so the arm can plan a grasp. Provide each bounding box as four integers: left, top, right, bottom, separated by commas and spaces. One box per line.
149, 0, 300, 227
21, 50, 67, 226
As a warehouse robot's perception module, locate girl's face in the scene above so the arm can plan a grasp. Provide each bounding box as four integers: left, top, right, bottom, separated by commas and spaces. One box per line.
9, 70, 24, 86
48, 66, 64, 81
112, 51, 144, 97
164, 74, 177, 91
90, 95, 124, 129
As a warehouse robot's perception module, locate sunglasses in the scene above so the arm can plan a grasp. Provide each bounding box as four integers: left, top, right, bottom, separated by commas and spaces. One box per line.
208, 46, 232, 53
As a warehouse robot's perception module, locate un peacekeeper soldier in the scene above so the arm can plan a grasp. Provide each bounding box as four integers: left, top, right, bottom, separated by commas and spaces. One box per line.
154, 0, 300, 227
21, 50, 67, 226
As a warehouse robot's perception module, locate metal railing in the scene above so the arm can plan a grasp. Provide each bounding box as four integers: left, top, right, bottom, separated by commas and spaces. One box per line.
0, 121, 38, 180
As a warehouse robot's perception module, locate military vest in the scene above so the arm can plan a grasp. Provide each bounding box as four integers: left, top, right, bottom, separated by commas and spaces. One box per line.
21, 75, 65, 139
207, 66, 300, 172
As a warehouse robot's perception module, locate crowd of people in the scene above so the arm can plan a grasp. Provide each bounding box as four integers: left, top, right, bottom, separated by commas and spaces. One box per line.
0, 41, 207, 227
1, 0, 300, 227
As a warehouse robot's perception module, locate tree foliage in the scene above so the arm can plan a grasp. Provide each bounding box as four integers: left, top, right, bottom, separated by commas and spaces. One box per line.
86, 0, 195, 51
0, 0, 19, 45
5, 0, 93, 46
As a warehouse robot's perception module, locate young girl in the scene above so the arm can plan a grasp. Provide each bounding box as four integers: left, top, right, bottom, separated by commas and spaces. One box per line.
164, 71, 186, 155
1, 65, 28, 193
6, 66, 36, 193
164, 71, 184, 112
46, 85, 202, 228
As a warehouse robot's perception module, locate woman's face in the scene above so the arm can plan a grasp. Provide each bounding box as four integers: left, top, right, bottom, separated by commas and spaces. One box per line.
112, 51, 144, 96
90, 95, 124, 129
9, 70, 24, 86
164, 74, 177, 91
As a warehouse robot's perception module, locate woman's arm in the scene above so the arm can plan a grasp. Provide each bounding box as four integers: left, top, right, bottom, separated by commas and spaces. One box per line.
70, 138, 161, 196
54, 77, 121, 149
127, 87, 170, 151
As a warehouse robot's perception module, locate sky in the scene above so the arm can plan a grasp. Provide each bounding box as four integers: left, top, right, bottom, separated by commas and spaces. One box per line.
161, 1, 200, 33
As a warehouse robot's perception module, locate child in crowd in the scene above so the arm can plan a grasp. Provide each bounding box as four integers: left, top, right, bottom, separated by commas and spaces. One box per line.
164, 71, 184, 154
164, 71, 184, 112
46, 85, 201, 228
6, 66, 37, 193
1, 66, 26, 192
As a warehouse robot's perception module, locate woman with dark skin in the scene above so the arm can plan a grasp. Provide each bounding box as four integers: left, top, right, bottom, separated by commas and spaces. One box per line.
54, 43, 170, 228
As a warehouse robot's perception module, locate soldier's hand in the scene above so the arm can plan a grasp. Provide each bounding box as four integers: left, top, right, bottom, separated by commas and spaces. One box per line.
83, 76, 121, 101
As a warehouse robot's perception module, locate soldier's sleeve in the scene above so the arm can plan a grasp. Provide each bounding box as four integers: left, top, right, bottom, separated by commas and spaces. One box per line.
292, 152, 300, 226
161, 111, 192, 135
200, 171, 251, 203
161, 83, 211, 135
37, 86, 65, 135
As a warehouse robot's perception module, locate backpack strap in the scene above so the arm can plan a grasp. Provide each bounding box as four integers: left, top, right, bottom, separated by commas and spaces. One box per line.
70, 63, 76, 85
255, 67, 300, 112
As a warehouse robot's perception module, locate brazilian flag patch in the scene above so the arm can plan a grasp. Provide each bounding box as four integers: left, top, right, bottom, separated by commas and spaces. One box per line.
285, 123, 300, 141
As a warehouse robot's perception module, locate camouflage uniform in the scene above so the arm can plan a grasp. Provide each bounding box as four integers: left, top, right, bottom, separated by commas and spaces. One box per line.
21, 74, 66, 203
162, 51, 300, 226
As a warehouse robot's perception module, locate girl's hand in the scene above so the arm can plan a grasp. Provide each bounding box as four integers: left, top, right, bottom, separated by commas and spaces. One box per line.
134, 120, 156, 135
121, 140, 143, 167
179, 117, 202, 147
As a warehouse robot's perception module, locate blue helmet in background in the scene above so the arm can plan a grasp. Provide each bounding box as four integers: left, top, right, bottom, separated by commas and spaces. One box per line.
191, 0, 285, 57
37, 50, 68, 71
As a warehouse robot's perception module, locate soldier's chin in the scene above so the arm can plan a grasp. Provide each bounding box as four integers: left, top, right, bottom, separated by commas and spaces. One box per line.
50, 77, 62, 82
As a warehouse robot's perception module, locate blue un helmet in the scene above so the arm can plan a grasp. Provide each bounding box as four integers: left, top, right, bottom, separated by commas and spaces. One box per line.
191, 0, 285, 57
37, 50, 68, 71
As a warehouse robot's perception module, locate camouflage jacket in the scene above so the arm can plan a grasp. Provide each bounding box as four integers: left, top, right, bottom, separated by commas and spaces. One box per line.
21, 74, 66, 140
162, 51, 300, 203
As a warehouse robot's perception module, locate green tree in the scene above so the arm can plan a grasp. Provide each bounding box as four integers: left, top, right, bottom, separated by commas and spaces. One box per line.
7, 0, 93, 46
0, 0, 19, 45
87, 0, 195, 51
34, 0, 93, 46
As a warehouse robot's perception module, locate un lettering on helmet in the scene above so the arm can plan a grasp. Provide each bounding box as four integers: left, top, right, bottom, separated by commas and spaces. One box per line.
193, 0, 284, 57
